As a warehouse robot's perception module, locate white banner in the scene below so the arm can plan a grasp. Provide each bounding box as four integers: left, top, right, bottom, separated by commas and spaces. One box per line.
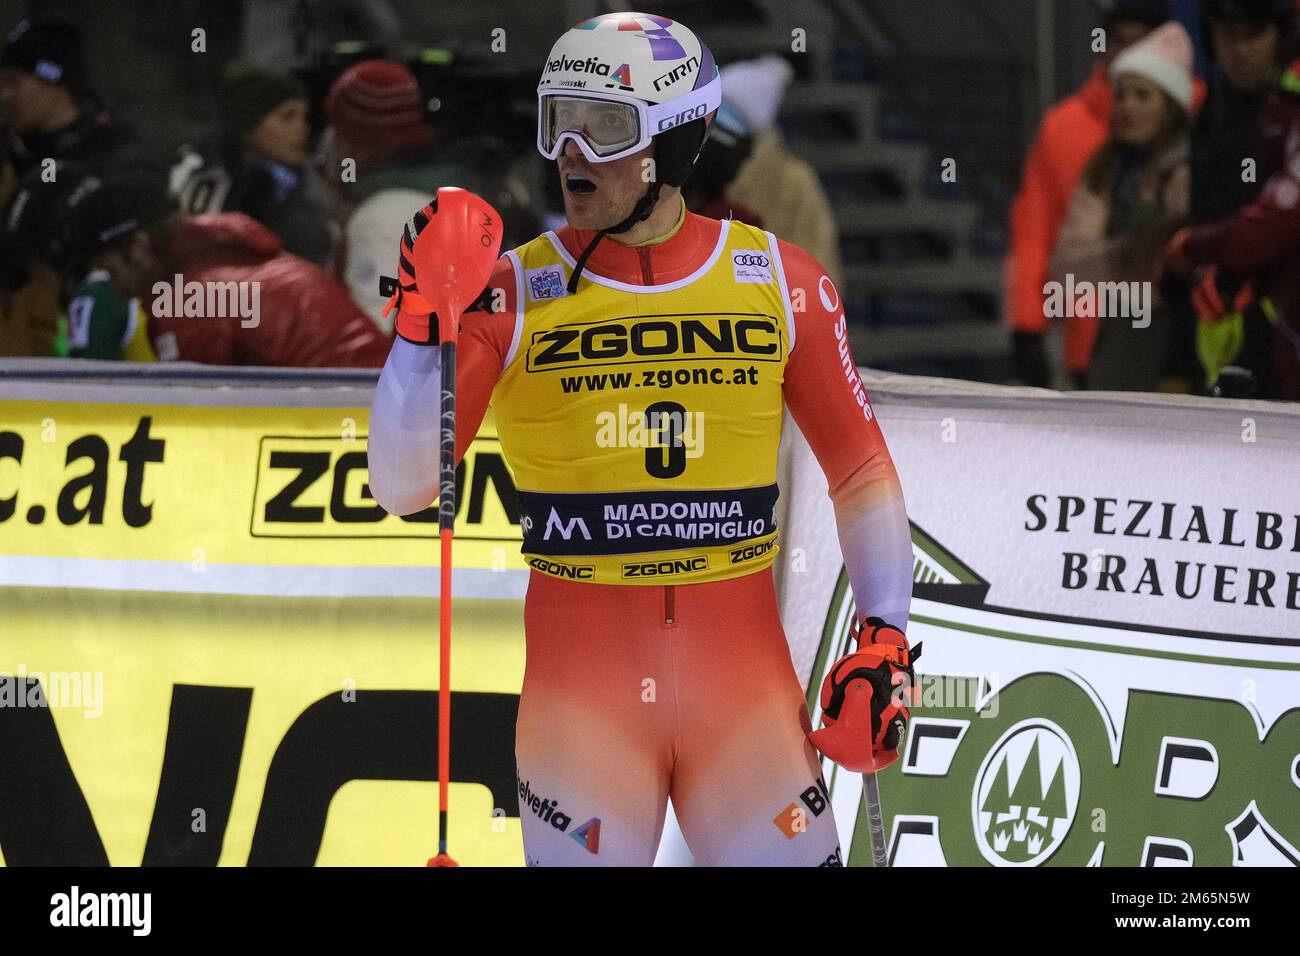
777, 374, 1300, 867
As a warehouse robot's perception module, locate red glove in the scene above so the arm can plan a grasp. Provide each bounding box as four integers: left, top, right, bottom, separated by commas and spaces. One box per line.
810, 616, 921, 773
383, 203, 441, 345
1191, 265, 1256, 325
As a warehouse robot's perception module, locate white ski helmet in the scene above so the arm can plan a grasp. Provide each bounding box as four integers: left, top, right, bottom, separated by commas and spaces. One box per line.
536, 11, 721, 187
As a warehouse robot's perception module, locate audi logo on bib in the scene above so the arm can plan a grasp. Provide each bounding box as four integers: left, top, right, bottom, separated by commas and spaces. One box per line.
732, 250, 775, 285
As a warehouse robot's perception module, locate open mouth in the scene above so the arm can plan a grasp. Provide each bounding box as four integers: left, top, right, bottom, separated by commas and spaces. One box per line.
565, 173, 597, 196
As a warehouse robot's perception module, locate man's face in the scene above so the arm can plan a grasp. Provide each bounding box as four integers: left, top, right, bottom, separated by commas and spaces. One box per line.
557, 139, 656, 230
1102, 20, 1153, 66
1211, 20, 1281, 91
0, 66, 64, 136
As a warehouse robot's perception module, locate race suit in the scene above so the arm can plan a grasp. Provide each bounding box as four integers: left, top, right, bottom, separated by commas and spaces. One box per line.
368, 199, 913, 865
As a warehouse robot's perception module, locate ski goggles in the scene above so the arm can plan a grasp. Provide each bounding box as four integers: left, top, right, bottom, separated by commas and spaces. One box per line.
536, 76, 722, 164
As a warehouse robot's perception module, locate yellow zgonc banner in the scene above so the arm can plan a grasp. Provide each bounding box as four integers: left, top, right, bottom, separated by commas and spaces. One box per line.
1, 390, 528, 866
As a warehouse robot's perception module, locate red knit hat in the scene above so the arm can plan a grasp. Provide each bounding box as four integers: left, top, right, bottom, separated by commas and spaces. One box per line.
325, 60, 434, 160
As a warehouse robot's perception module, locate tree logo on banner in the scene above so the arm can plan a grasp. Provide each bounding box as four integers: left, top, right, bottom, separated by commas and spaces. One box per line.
972, 719, 1080, 866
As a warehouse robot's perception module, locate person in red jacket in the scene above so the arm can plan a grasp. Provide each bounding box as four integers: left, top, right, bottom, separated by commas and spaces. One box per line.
1006, 0, 1171, 386
66, 173, 391, 367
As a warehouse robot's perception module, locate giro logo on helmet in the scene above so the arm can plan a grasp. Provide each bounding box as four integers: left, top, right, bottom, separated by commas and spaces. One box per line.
653, 56, 699, 91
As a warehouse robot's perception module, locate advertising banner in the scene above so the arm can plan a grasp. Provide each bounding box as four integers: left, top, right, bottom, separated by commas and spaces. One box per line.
4, 365, 1297, 866
779, 377, 1300, 867
0, 369, 526, 866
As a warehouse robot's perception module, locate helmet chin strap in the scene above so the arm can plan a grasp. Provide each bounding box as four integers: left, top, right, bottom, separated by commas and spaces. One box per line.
565, 179, 665, 295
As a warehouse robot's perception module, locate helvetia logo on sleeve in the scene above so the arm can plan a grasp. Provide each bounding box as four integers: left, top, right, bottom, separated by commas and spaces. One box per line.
518, 779, 601, 853
518, 779, 570, 830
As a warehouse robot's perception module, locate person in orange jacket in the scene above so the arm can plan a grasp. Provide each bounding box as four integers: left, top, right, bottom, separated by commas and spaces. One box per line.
1006, 0, 1173, 386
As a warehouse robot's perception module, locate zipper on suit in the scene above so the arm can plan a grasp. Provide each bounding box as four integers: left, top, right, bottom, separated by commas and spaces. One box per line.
638, 246, 654, 285
664, 584, 676, 625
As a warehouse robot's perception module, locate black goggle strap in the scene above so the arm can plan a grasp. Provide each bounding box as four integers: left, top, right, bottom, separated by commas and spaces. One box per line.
564, 179, 665, 295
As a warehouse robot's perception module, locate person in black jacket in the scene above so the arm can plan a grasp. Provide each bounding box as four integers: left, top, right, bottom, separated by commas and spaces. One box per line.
1191, 0, 1296, 224
214, 64, 337, 268
0, 17, 158, 356
1163, 0, 1298, 393
0, 17, 157, 181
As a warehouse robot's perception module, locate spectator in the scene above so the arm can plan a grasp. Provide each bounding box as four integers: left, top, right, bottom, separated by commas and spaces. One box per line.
324, 58, 479, 329
0, 164, 77, 357
0, 17, 159, 356
30, 165, 159, 362
175, 65, 337, 268
322, 58, 538, 330
0, 17, 157, 181
1005, 0, 1171, 387
1049, 22, 1195, 392
67, 173, 391, 368
1165, 55, 1300, 399
722, 55, 843, 284
1162, 0, 1298, 395
1190, 0, 1295, 223
682, 102, 763, 227
322, 59, 439, 199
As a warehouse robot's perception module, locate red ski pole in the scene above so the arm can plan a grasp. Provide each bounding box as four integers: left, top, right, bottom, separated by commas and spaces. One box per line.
403, 187, 502, 867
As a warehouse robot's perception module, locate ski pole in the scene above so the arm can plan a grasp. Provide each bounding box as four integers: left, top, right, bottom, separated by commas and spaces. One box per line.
401, 187, 502, 867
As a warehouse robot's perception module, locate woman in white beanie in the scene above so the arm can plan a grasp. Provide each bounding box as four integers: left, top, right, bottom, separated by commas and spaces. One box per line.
1048, 22, 1196, 391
